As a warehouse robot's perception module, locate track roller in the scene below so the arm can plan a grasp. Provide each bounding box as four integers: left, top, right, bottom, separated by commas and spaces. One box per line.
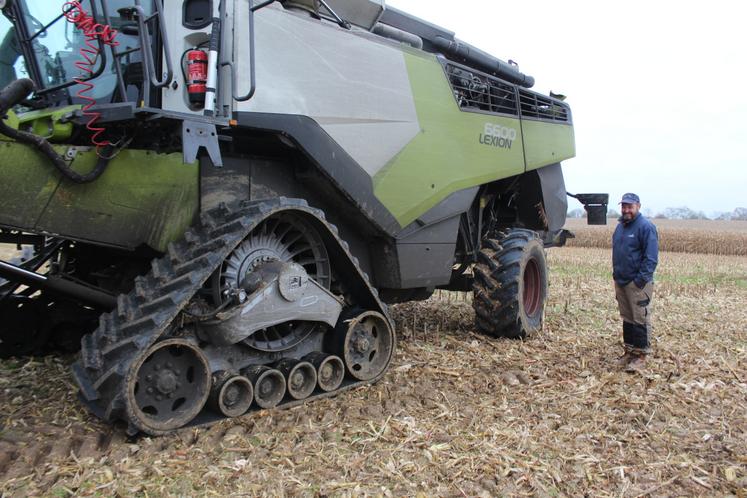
304, 352, 344, 392
209, 371, 254, 417
276, 359, 317, 400
125, 338, 211, 434
242, 365, 286, 408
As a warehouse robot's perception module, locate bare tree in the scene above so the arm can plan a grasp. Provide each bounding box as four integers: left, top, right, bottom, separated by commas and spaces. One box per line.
732, 207, 747, 221
567, 208, 585, 218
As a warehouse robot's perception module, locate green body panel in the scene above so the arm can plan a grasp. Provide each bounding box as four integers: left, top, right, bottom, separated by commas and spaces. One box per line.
522, 120, 575, 171
0, 141, 198, 252
16, 105, 80, 141
0, 141, 65, 227
373, 52, 525, 227
2, 109, 19, 130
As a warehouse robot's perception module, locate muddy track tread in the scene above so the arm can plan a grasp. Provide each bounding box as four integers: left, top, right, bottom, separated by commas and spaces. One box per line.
73, 198, 392, 435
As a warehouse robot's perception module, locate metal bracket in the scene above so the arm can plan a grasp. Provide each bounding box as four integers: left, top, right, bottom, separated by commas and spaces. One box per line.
200, 263, 343, 346
182, 120, 223, 167
64, 145, 92, 161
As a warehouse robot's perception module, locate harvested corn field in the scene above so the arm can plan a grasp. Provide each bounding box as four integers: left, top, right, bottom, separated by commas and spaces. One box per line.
1, 246, 746, 497
565, 218, 747, 256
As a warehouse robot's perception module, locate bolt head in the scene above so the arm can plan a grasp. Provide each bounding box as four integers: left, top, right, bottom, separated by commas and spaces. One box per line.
291, 372, 304, 389
354, 337, 370, 353
320, 364, 333, 381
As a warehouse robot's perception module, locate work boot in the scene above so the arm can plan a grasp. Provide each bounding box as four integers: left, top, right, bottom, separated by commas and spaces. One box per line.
616, 351, 633, 369
625, 352, 647, 373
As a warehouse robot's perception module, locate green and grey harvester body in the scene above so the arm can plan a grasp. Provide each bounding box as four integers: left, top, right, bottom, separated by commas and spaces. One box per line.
0, 0, 607, 434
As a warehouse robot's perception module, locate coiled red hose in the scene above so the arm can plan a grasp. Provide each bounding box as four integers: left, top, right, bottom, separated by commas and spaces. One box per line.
63, 1, 119, 156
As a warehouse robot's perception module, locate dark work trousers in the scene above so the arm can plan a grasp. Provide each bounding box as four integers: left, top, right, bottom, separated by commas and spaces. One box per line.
614, 281, 654, 353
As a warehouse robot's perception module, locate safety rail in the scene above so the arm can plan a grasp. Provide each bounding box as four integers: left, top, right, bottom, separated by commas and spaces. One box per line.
100, 0, 174, 105
220, 0, 257, 103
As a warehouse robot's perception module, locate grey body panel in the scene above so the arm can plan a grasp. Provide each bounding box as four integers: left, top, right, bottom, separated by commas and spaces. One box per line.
536, 163, 568, 232
374, 187, 478, 289
396, 187, 478, 240
234, 112, 401, 236
234, 3, 421, 177
394, 216, 460, 288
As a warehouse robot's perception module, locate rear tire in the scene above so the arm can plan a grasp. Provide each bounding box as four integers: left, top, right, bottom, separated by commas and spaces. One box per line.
472, 229, 548, 339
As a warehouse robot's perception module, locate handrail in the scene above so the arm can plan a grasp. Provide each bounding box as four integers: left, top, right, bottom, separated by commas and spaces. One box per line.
220, 0, 256, 102
99, 0, 128, 102
133, 0, 173, 90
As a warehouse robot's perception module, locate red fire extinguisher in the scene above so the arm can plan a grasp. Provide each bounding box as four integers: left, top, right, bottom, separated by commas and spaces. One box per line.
186, 48, 208, 106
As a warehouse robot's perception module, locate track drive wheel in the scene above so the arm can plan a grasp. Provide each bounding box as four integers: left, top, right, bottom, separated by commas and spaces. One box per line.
472, 228, 548, 339
334, 310, 395, 381
125, 339, 211, 435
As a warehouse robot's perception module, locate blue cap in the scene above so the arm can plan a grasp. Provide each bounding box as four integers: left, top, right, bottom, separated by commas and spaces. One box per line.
619, 193, 640, 204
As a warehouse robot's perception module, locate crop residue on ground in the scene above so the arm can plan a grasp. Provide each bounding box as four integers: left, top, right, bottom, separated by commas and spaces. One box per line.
1, 245, 746, 496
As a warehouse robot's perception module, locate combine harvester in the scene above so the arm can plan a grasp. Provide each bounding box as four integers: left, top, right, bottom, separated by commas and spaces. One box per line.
0, 0, 606, 434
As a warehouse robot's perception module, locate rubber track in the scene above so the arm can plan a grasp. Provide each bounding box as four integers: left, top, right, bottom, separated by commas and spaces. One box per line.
72, 198, 393, 435
472, 228, 541, 339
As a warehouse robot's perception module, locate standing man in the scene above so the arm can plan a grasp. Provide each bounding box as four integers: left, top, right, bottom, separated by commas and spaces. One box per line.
612, 193, 659, 372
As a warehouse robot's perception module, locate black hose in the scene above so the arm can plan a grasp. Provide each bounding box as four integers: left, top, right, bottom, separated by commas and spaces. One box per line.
0, 78, 111, 184
0, 77, 33, 111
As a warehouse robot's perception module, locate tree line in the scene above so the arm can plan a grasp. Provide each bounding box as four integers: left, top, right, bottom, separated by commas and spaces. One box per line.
567, 207, 747, 221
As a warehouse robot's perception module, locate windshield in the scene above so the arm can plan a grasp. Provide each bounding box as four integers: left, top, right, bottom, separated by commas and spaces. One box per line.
1, 0, 152, 104
0, 14, 26, 88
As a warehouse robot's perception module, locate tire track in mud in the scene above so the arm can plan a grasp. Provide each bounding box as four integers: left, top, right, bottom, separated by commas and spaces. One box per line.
0, 417, 257, 493
0, 424, 121, 487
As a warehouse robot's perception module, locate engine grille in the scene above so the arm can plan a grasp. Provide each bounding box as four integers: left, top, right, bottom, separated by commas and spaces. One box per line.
518, 90, 570, 122
444, 62, 570, 123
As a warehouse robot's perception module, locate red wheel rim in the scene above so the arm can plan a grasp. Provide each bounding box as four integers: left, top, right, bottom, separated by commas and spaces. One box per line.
523, 258, 541, 316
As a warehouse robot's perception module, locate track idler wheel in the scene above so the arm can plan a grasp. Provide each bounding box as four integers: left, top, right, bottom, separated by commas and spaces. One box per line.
276, 359, 317, 400
304, 352, 344, 392
242, 365, 286, 408
125, 339, 211, 434
209, 371, 254, 417
335, 310, 395, 381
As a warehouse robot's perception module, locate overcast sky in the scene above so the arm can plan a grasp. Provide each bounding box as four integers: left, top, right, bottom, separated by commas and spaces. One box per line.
387, 0, 747, 216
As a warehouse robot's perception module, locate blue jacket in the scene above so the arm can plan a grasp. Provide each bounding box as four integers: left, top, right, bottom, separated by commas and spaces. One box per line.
612, 213, 658, 286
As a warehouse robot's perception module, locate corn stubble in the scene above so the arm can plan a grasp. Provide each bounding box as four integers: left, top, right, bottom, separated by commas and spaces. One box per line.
1, 234, 746, 496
